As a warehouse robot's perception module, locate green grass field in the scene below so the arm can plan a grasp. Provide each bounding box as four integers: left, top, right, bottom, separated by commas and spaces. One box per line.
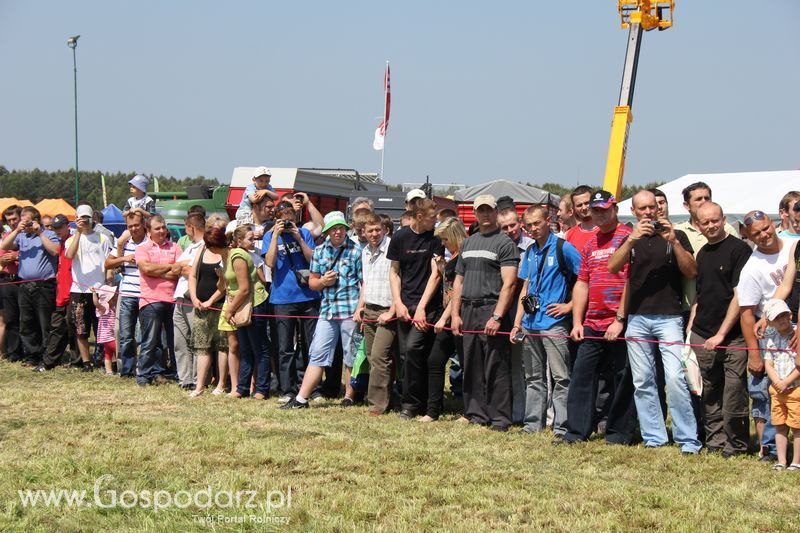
0, 360, 797, 531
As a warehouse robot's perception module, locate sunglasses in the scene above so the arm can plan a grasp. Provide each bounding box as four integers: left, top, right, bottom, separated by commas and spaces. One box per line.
743, 211, 768, 226
793, 203, 800, 213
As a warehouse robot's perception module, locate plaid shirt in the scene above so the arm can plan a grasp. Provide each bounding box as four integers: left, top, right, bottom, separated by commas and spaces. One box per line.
310, 236, 362, 319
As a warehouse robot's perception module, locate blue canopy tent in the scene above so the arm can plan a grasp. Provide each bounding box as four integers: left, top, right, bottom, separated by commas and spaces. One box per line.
100, 204, 126, 238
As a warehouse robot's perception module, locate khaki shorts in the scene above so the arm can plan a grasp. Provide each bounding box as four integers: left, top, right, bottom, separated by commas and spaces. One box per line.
769, 385, 800, 429
191, 308, 229, 353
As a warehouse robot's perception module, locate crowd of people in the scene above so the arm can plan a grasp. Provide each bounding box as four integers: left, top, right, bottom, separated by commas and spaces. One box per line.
2, 168, 800, 470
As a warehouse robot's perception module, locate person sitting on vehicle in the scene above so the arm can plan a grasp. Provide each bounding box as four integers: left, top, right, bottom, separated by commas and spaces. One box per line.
117, 174, 157, 261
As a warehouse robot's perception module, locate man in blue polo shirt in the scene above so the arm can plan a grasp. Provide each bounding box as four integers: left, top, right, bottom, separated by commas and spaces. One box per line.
510, 206, 580, 436
263, 201, 321, 402
0, 206, 60, 367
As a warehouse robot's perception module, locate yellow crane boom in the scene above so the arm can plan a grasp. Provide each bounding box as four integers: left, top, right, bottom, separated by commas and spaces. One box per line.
602, 1, 674, 198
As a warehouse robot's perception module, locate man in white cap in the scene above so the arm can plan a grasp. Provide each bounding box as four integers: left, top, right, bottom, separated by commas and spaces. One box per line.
65, 204, 113, 372
236, 166, 279, 225
281, 211, 363, 409
451, 194, 520, 431
405, 189, 427, 211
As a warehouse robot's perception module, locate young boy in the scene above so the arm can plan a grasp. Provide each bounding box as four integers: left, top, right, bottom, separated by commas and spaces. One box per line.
117, 174, 157, 256
235, 167, 279, 225
761, 298, 800, 470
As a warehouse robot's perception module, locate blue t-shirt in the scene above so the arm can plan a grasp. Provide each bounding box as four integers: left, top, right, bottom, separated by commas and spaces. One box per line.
261, 228, 320, 304
14, 230, 59, 280
238, 182, 276, 212
518, 232, 581, 331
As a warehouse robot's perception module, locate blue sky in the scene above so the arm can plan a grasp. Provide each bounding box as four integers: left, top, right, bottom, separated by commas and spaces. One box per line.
1, 1, 798, 188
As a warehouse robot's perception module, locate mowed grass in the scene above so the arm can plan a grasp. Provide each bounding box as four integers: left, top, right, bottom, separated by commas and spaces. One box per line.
0, 360, 797, 532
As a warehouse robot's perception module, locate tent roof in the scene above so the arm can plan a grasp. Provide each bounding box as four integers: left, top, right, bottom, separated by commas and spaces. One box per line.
617, 170, 800, 219
101, 203, 124, 224
0, 198, 34, 213
453, 180, 560, 207
35, 198, 76, 220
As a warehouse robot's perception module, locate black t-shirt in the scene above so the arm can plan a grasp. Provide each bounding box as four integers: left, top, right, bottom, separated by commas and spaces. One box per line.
692, 235, 753, 341
627, 230, 693, 315
386, 226, 445, 309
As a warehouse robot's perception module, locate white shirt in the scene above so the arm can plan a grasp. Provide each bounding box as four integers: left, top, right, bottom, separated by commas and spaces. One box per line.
737, 238, 793, 317
66, 231, 112, 293
362, 236, 393, 307
173, 240, 205, 299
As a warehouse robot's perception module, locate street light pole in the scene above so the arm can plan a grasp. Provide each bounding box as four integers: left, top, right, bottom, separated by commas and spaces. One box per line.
67, 35, 80, 206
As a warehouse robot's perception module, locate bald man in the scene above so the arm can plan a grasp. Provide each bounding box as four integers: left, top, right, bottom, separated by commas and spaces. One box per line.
608, 190, 701, 453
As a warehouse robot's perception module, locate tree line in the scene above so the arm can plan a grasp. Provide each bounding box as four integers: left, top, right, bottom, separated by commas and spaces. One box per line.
0, 167, 220, 209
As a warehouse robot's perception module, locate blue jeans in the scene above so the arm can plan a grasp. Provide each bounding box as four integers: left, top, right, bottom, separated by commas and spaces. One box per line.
118, 296, 141, 377
521, 323, 571, 435
138, 302, 175, 385
748, 373, 777, 455
237, 301, 271, 397
626, 315, 701, 452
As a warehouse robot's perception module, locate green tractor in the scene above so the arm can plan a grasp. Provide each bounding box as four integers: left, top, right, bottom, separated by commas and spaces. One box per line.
153, 185, 230, 242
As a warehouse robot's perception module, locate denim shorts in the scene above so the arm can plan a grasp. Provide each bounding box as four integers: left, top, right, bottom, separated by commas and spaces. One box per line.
748, 372, 772, 420
308, 318, 357, 368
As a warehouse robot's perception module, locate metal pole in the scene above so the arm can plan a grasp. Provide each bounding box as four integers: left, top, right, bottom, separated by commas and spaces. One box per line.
70, 42, 79, 205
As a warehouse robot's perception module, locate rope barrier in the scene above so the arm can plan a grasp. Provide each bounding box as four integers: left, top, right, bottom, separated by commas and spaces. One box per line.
0, 274, 789, 353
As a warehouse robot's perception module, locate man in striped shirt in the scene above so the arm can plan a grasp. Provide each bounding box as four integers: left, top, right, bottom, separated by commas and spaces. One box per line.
104, 212, 148, 378
451, 195, 520, 431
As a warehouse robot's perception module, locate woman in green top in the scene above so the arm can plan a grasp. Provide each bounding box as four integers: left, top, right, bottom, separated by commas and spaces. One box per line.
225, 225, 270, 399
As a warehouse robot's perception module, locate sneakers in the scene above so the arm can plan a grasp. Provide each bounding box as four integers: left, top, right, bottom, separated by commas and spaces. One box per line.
280, 398, 309, 410
32, 365, 48, 373
398, 409, 416, 421
81, 362, 93, 373
277, 394, 293, 405
340, 397, 356, 408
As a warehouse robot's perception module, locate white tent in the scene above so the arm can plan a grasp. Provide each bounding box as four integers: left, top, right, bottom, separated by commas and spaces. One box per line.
617, 170, 800, 220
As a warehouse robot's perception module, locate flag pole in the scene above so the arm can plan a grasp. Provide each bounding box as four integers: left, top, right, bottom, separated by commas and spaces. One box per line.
380, 60, 389, 181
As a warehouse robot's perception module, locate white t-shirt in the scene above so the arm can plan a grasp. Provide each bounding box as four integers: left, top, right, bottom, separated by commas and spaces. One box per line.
173, 240, 205, 299
66, 232, 113, 293
737, 238, 793, 317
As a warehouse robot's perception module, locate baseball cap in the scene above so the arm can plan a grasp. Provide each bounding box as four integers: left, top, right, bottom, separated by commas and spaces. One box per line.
763, 298, 791, 321
252, 166, 272, 179
589, 190, 616, 209
322, 211, 350, 233
473, 194, 497, 210
405, 189, 426, 202
76, 205, 93, 219
129, 174, 149, 193
92, 283, 117, 315
225, 220, 238, 235
50, 214, 69, 229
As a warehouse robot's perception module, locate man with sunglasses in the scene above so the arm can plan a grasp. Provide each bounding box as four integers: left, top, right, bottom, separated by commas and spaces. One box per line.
777, 191, 800, 240
738, 209, 791, 462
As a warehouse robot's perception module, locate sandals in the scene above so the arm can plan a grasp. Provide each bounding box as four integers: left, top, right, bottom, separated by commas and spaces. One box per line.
211, 388, 225, 396
189, 389, 204, 398
773, 463, 786, 471
787, 464, 800, 471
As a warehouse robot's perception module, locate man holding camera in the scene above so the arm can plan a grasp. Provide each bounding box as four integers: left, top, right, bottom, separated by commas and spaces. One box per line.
510, 206, 580, 436
263, 200, 320, 402
65, 204, 113, 372
607, 190, 701, 453
0, 206, 60, 368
